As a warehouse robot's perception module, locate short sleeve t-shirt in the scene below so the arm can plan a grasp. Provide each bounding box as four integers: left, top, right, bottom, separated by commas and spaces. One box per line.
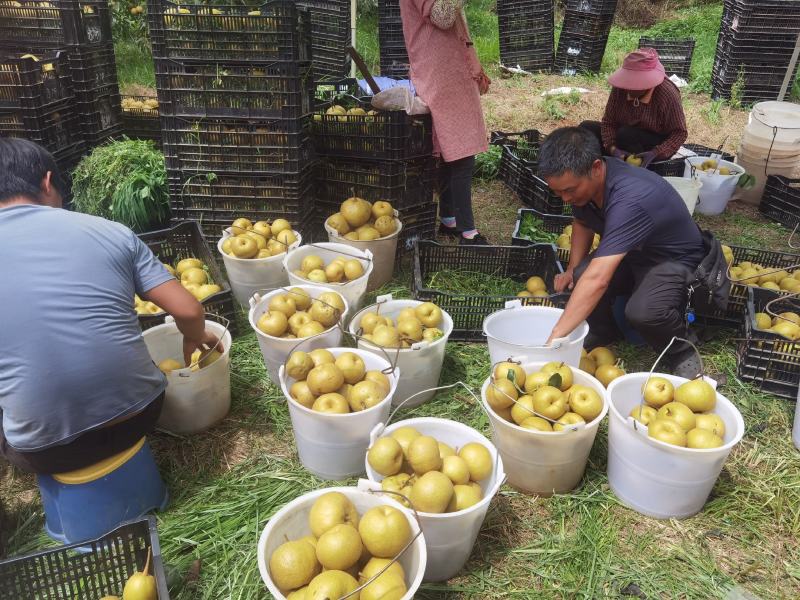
573, 158, 705, 269
0, 205, 173, 451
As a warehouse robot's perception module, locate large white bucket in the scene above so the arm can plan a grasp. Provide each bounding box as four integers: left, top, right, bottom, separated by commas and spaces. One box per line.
142, 317, 232, 434
747, 101, 800, 148
217, 229, 302, 307
284, 242, 374, 314
363, 417, 505, 582
257, 486, 427, 600
483, 302, 589, 367
606, 373, 745, 519
248, 285, 350, 385
348, 295, 453, 408
480, 360, 608, 495
278, 347, 400, 480
325, 218, 402, 293
664, 176, 702, 215
685, 157, 743, 216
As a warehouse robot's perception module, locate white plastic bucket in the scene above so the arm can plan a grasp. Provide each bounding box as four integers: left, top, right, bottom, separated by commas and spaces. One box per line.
483, 302, 589, 367
664, 176, 702, 215
349, 295, 453, 408
325, 218, 402, 293
480, 359, 608, 495
685, 157, 743, 216
257, 486, 427, 600
747, 101, 800, 147
217, 228, 302, 306
278, 347, 400, 480
284, 242, 374, 313
248, 285, 350, 384
363, 417, 505, 582
606, 373, 745, 519
142, 317, 232, 434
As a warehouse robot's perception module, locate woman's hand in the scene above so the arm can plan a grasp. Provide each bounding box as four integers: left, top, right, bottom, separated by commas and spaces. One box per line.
477, 69, 491, 95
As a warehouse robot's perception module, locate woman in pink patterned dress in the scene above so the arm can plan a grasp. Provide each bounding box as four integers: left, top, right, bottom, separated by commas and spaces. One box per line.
400, 0, 491, 244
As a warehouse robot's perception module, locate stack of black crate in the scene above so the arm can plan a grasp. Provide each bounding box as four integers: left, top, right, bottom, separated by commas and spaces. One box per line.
712, 0, 800, 104
378, 0, 409, 78
554, 0, 617, 75
498, 0, 554, 73
147, 0, 317, 238
300, 0, 352, 79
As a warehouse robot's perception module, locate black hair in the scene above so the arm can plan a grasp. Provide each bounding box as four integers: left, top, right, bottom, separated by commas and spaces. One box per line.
538, 127, 602, 179
0, 137, 66, 204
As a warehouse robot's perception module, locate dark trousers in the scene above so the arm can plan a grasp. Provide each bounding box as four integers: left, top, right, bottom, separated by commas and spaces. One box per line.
574, 256, 695, 354
438, 155, 476, 231
579, 120, 668, 155
0, 393, 164, 475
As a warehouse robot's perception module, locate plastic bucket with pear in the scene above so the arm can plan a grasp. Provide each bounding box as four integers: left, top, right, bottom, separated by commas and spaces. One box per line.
576, 346, 627, 387
258, 486, 427, 600
278, 347, 400, 479
364, 416, 505, 581
480, 359, 609, 494
135, 256, 222, 315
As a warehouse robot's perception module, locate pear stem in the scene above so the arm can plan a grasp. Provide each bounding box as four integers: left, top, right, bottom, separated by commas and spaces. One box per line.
143, 547, 152, 577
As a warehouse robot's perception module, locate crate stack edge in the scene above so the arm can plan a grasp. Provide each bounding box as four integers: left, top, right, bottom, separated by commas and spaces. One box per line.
378, 0, 409, 78
498, 0, 554, 73
555, 0, 618, 76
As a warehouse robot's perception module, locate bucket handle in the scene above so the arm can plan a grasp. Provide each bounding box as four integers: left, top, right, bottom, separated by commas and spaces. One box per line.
300, 242, 375, 265
338, 485, 425, 600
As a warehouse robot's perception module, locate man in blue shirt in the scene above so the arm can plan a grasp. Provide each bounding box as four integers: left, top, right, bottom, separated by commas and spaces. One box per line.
539, 127, 707, 377
0, 138, 219, 474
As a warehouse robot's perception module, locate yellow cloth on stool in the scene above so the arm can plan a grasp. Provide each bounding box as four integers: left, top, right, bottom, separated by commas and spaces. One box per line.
53, 437, 146, 485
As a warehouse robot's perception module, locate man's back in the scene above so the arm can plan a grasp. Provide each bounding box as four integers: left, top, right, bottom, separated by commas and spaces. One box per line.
0, 205, 170, 451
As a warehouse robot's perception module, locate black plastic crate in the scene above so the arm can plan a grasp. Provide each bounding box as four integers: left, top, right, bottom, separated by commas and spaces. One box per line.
67, 43, 119, 94
563, 0, 618, 14
75, 90, 124, 146
162, 115, 313, 174
498, 2, 554, 72
721, 0, 800, 33
312, 97, 432, 160
0, 98, 84, 153
501, 149, 570, 215
412, 240, 566, 341
121, 95, 162, 144
139, 221, 238, 332
562, 9, 615, 35
155, 58, 314, 120
377, 0, 401, 20
648, 143, 735, 178
554, 34, 610, 75
315, 156, 435, 210
168, 168, 315, 237
378, 0, 409, 78
380, 60, 410, 79
301, 0, 352, 78
760, 176, 800, 229
492, 128, 544, 169
0, 50, 74, 111
0, 516, 169, 599
0, 0, 112, 49
146, 0, 311, 63
315, 77, 361, 104
737, 287, 800, 400
639, 37, 695, 80
694, 245, 800, 325
511, 207, 572, 263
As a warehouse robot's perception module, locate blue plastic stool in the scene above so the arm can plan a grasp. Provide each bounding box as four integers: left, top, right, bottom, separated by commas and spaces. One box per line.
612, 296, 646, 347
37, 437, 168, 545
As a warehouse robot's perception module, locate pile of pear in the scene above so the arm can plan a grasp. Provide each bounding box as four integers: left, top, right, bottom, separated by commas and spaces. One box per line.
753, 310, 800, 340
578, 347, 626, 388
292, 253, 366, 284
318, 104, 380, 123
286, 350, 391, 413
486, 362, 604, 431
631, 377, 726, 449
555, 224, 601, 252
357, 302, 444, 348
728, 258, 800, 294
220, 217, 297, 260
135, 257, 221, 315
256, 288, 345, 339
368, 427, 493, 514
326, 197, 400, 241
517, 275, 551, 299
269, 491, 413, 600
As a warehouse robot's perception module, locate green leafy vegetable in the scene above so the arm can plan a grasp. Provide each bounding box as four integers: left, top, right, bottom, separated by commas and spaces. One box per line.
473, 145, 502, 181
517, 212, 558, 244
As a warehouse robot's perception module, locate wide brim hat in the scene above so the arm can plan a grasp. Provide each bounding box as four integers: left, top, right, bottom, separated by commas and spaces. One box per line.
608, 48, 666, 91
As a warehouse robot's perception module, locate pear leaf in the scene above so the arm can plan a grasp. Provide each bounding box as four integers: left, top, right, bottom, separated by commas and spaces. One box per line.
506, 369, 516, 383
548, 373, 562, 389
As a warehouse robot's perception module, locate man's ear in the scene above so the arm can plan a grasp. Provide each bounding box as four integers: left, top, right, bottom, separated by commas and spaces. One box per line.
40, 171, 63, 208
591, 158, 604, 178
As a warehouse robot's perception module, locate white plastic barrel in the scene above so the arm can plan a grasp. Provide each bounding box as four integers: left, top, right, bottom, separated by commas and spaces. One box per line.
278, 347, 400, 480
480, 360, 608, 495
363, 417, 505, 582
664, 176, 702, 215
483, 302, 588, 367
606, 372, 745, 519
325, 218, 402, 293
248, 285, 350, 385
349, 295, 453, 408
142, 317, 232, 434
257, 486, 427, 600
217, 228, 302, 306
685, 157, 743, 216
747, 101, 800, 147
284, 242, 374, 313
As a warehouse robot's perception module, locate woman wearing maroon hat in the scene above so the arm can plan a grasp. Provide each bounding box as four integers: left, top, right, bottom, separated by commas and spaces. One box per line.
581, 48, 687, 168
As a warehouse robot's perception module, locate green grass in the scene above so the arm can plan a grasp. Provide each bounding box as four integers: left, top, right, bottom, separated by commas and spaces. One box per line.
115, 39, 155, 90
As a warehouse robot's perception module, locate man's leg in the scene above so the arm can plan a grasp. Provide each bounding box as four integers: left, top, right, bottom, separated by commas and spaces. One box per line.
573, 256, 635, 348
615, 125, 668, 155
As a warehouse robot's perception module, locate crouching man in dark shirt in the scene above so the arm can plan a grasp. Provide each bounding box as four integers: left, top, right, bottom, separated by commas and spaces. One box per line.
540, 126, 705, 377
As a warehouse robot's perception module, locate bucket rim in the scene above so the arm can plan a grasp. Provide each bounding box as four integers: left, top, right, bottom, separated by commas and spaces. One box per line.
364, 416, 506, 519
482, 305, 589, 347
606, 372, 745, 454
348, 299, 455, 353
257, 485, 427, 600
247, 285, 350, 343
217, 229, 302, 264
283, 242, 375, 287
143, 318, 233, 376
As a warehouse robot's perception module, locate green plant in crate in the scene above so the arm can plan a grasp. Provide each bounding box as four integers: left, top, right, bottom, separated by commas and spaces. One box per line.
517, 212, 558, 244
71, 139, 169, 233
